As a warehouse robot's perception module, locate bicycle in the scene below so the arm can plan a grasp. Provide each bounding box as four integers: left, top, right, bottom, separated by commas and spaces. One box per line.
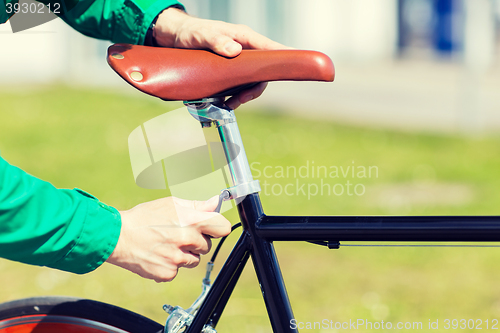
1, 43, 499, 333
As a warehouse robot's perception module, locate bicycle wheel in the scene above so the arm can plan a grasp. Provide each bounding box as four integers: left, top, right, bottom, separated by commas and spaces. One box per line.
0, 297, 164, 333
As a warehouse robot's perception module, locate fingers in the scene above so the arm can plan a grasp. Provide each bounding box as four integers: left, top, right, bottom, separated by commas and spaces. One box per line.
151, 252, 199, 283
172, 196, 231, 238
173, 195, 219, 212
225, 82, 268, 110
166, 250, 200, 271
149, 232, 208, 282
230, 25, 290, 51
200, 24, 289, 57
109, 196, 230, 283
151, 251, 200, 282
155, 9, 291, 57
178, 207, 231, 238
177, 227, 213, 255
201, 31, 243, 57
181, 252, 201, 269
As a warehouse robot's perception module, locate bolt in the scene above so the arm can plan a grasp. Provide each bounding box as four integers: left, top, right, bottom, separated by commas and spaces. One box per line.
163, 304, 174, 314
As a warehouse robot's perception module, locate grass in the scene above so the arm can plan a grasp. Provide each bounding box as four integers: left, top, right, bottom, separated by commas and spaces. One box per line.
1, 85, 500, 332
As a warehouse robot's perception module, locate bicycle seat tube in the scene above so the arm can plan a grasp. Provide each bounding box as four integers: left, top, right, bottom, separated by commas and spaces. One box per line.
184, 98, 260, 200
184, 98, 296, 333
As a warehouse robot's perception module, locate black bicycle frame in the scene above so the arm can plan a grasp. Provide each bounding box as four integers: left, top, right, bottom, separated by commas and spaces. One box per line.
185, 192, 500, 333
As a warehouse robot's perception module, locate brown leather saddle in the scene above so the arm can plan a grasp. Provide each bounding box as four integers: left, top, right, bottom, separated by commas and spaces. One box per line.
107, 44, 335, 101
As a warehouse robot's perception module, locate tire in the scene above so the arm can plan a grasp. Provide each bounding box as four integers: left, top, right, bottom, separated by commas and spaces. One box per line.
0, 296, 164, 333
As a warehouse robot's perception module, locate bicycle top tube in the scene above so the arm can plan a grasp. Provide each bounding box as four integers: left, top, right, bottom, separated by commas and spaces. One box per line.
106, 43, 335, 102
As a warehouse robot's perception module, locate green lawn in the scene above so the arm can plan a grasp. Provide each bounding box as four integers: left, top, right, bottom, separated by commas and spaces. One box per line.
1, 85, 500, 332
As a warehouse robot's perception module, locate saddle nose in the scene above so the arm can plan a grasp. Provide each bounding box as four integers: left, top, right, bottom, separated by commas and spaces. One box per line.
107, 44, 335, 102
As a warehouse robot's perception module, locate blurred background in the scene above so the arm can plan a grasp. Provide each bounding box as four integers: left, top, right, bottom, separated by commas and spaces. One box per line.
1, 1, 500, 332
2, 0, 500, 132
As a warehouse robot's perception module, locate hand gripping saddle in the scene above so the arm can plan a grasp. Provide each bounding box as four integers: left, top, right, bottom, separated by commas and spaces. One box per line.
107, 44, 335, 101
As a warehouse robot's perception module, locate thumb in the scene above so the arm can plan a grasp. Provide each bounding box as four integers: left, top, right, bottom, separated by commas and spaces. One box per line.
206, 34, 242, 57
173, 195, 220, 212
196, 195, 220, 212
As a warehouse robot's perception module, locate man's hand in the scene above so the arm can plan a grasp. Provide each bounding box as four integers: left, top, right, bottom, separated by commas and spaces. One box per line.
153, 7, 290, 109
107, 196, 231, 282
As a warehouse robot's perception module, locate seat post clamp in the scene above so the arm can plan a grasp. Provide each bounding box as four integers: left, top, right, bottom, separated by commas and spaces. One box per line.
184, 98, 235, 127
223, 180, 261, 201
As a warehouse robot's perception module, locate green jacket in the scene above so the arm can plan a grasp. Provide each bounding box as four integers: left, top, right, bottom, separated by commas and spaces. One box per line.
1, 0, 183, 45
0, 156, 121, 274
0, 0, 183, 274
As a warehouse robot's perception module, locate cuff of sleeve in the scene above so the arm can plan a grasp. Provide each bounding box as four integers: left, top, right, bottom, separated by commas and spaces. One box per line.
50, 189, 122, 274
137, 0, 184, 45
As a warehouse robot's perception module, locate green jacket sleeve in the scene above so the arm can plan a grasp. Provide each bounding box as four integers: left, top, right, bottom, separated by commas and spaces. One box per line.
0, 155, 121, 274
1, 0, 184, 45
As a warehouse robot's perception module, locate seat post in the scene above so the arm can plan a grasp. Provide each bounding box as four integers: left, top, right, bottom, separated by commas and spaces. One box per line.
184, 98, 260, 201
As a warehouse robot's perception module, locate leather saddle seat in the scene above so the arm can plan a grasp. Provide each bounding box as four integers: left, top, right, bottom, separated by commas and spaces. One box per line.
107, 44, 335, 101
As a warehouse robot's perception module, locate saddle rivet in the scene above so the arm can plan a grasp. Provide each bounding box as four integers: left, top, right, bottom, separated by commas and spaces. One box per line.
130, 71, 143, 81
111, 53, 124, 59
